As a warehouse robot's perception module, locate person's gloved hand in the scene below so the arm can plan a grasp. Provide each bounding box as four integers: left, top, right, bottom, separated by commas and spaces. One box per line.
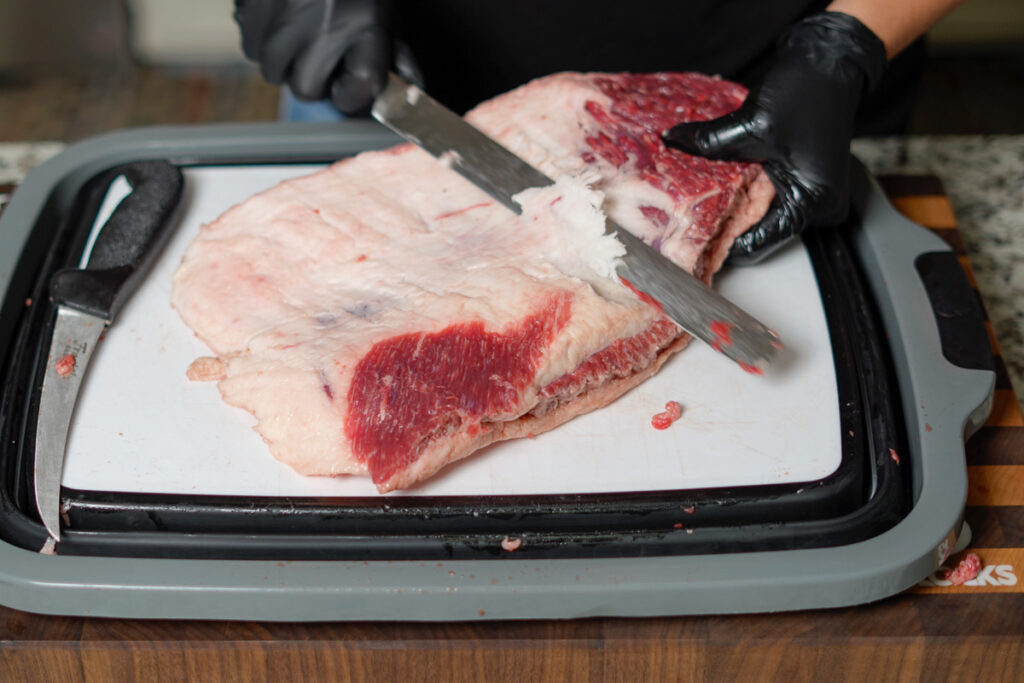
234, 0, 403, 115
663, 12, 888, 265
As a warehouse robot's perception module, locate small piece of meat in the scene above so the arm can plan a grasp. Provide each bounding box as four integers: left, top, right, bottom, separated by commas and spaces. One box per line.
943, 553, 982, 585
172, 72, 773, 492
501, 536, 523, 552
651, 401, 683, 430
186, 356, 228, 382
54, 354, 76, 377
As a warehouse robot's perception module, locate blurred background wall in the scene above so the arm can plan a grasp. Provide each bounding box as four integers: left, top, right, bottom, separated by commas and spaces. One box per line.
0, 0, 132, 69
929, 0, 1024, 51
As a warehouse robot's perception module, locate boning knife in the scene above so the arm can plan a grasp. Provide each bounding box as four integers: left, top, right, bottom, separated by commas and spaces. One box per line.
34, 160, 183, 541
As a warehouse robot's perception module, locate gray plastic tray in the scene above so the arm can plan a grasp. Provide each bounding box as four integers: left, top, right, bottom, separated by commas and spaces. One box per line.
0, 123, 995, 620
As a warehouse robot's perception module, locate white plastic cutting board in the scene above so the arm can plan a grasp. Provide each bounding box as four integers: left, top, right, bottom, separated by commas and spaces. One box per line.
61, 165, 840, 498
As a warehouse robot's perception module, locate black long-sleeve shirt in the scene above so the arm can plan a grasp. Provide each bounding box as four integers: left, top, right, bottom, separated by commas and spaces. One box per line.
394, 0, 923, 134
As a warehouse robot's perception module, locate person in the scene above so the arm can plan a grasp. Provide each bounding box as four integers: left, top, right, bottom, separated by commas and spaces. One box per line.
233, 0, 965, 264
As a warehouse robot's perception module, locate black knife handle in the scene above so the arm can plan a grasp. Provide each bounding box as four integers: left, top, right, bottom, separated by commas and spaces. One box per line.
50, 160, 184, 321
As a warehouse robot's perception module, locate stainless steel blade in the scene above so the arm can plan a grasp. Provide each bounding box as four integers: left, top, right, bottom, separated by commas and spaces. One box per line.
371, 73, 780, 369
612, 227, 780, 371
34, 306, 105, 541
372, 73, 550, 214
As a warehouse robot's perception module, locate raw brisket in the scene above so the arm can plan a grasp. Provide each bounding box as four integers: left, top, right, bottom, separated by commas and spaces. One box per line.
171, 72, 774, 492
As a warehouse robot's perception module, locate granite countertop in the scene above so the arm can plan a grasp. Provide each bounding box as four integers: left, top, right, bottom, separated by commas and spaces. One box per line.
852, 136, 1024, 411
2, 136, 1021, 410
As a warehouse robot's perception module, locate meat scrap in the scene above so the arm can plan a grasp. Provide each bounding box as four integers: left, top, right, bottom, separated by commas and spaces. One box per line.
501, 536, 523, 552
186, 356, 227, 382
172, 72, 774, 493
54, 354, 76, 377
943, 552, 982, 586
651, 401, 683, 430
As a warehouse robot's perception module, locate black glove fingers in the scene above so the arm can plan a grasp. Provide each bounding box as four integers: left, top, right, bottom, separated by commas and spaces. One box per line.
234, 0, 399, 114
258, 1, 324, 85
728, 200, 799, 266
727, 163, 807, 266
289, 26, 365, 100
659, 12, 888, 263
236, 0, 280, 61
663, 102, 778, 164
329, 29, 390, 113
393, 40, 425, 89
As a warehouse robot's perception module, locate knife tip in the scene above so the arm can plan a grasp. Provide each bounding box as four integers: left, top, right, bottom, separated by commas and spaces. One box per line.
41, 518, 61, 543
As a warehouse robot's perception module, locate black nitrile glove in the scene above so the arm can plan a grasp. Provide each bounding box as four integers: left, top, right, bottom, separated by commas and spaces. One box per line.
663, 12, 888, 265
234, 0, 400, 115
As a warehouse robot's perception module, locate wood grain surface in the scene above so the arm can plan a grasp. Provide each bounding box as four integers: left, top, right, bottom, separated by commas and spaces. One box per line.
2, 175, 1022, 682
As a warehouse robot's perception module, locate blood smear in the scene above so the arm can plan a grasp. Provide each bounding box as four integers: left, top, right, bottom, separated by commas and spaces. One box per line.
738, 361, 764, 376
709, 320, 733, 352
619, 276, 665, 314
651, 401, 683, 430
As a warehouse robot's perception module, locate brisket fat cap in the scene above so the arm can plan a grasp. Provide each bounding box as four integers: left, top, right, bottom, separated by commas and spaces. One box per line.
171, 71, 775, 493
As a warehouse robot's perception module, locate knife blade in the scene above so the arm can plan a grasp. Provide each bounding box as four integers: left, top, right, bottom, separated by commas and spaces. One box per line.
34, 160, 183, 541
371, 73, 781, 371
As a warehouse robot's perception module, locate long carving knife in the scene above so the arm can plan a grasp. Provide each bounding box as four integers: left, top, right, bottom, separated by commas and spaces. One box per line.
34, 161, 183, 541
372, 73, 781, 371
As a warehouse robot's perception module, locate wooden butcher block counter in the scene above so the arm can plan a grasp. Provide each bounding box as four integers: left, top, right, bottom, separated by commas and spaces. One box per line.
1, 139, 1023, 681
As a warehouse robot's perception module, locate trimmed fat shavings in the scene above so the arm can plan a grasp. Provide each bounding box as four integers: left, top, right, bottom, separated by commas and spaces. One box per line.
513, 174, 625, 281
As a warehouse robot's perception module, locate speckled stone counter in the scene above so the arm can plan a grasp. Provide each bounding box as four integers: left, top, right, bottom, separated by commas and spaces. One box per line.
2, 136, 1021, 409
853, 136, 1024, 410
0, 142, 65, 186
